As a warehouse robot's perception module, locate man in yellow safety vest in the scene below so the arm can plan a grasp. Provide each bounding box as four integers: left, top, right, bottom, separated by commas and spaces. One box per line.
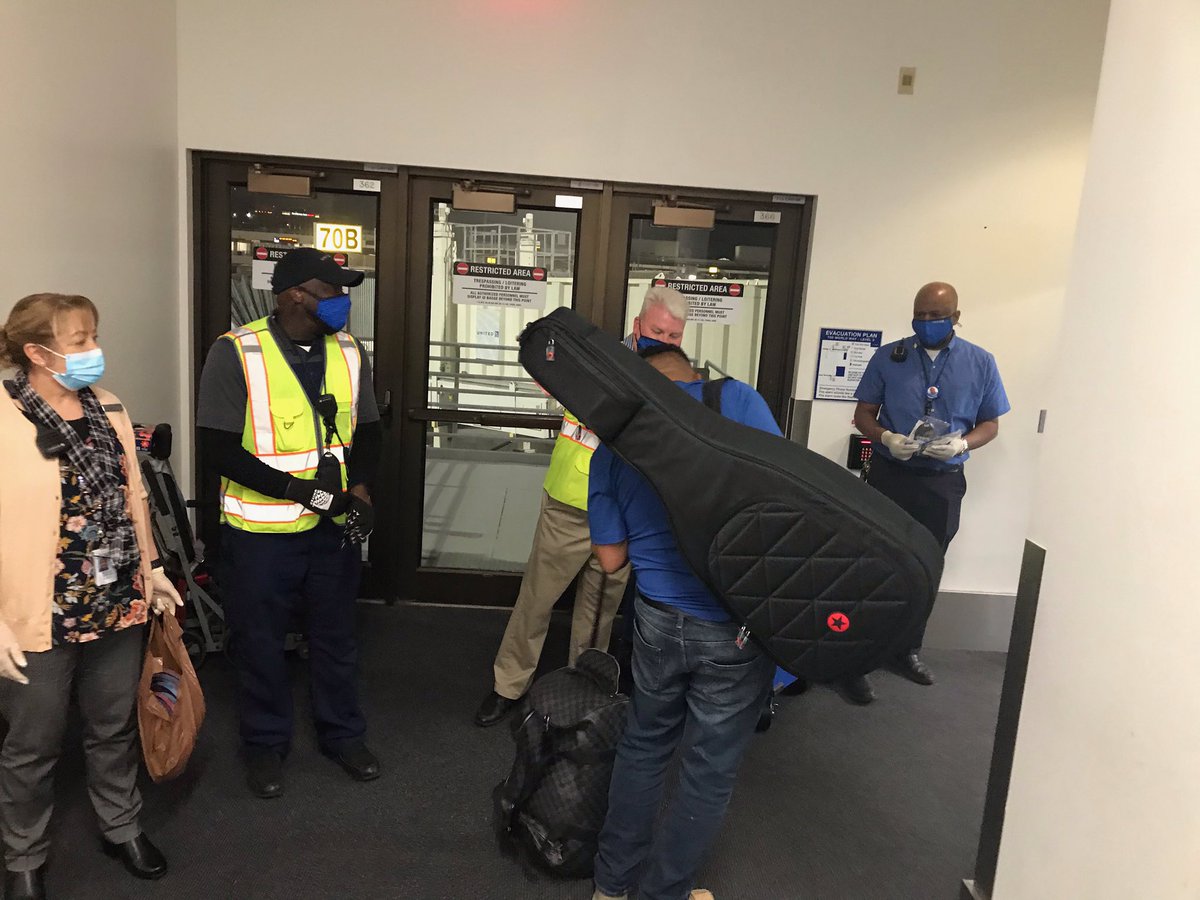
196, 248, 382, 798
475, 286, 689, 726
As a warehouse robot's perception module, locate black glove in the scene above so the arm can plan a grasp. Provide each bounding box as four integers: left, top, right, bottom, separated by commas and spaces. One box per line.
284, 477, 351, 518
344, 495, 375, 544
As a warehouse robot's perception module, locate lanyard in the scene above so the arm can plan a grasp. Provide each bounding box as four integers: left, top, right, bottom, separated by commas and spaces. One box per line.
917, 342, 952, 416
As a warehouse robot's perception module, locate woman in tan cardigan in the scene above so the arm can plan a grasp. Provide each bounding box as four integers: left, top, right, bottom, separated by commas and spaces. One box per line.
0, 294, 182, 900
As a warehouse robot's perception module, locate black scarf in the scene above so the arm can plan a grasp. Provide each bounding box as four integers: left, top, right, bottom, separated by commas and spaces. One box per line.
10, 372, 139, 571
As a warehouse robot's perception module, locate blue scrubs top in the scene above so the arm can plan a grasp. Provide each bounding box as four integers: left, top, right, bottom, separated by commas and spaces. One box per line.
855, 334, 1010, 469
588, 378, 782, 621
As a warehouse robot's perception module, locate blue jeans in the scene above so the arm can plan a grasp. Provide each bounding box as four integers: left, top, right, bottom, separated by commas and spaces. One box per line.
594, 597, 773, 900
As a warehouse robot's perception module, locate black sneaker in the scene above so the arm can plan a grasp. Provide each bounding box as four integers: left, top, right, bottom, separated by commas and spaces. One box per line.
474, 691, 521, 727
895, 653, 935, 685
244, 746, 284, 799
841, 674, 876, 705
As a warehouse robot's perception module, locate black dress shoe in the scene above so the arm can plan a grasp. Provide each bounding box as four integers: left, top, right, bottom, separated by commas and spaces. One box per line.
475, 691, 520, 727
841, 674, 877, 705
245, 745, 284, 799
895, 653, 935, 685
4, 867, 46, 900
323, 741, 380, 782
102, 833, 167, 880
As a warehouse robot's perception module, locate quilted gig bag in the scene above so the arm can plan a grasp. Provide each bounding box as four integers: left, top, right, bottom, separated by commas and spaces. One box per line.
518, 309, 944, 682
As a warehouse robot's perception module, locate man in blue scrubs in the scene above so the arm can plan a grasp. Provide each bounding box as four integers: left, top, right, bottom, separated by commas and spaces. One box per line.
589, 346, 778, 900
848, 281, 1010, 704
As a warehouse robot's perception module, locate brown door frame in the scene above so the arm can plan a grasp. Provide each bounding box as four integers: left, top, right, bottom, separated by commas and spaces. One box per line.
191, 154, 405, 598
602, 188, 813, 427
192, 152, 816, 606
395, 174, 605, 605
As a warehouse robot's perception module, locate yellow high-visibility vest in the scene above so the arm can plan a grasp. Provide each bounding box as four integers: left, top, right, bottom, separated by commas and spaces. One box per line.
220, 317, 361, 533
542, 410, 599, 511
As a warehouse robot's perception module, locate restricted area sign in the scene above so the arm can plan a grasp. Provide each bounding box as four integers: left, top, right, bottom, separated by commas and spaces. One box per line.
452, 261, 548, 309
652, 278, 746, 324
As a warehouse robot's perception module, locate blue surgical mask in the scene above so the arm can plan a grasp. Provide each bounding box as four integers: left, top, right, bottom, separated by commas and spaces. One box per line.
38, 346, 105, 391
637, 336, 669, 353
913, 317, 955, 349
314, 294, 352, 332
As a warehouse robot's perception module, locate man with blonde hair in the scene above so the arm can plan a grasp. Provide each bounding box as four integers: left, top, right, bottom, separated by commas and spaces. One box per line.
474, 287, 688, 726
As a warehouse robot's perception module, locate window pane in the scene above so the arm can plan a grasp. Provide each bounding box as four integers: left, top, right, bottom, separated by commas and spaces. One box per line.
622, 217, 774, 387
427, 203, 577, 414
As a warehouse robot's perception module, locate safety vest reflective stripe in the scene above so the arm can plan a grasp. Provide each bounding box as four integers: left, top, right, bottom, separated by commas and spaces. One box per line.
255, 443, 348, 474
559, 415, 599, 451
230, 327, 276, 456
335, 334, 361, 432
221, 494, 316, 525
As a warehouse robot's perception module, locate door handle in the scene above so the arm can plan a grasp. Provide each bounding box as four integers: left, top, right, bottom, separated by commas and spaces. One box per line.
379, 389, 393, 426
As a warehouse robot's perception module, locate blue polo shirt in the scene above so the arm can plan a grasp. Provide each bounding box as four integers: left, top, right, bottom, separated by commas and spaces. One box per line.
588, 378, 782, 621
856, 334, 1010, 469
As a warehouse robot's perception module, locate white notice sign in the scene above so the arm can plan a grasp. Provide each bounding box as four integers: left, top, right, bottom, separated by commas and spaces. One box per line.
653, 278, 745, 325
452, 261, 548, 309
814, 328, 883, 401
251, 259, 276, 291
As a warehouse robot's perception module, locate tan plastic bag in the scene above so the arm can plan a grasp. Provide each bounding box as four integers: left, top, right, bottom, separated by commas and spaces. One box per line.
138, 613, 205, 782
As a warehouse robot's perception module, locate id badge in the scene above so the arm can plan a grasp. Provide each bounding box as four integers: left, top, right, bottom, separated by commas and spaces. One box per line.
91, 547, 118, 587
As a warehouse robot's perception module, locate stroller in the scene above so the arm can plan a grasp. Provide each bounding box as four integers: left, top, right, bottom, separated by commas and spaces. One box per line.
132, 424, 225, 668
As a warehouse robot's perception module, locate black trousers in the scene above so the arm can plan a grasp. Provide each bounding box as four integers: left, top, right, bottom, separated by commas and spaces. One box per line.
219, 520, 365, 755
866, 454, 967, 651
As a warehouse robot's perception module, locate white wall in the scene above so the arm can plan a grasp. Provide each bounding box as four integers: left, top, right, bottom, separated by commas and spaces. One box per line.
0, 2, 178, 423
176, 0, 1110, 595
993, 1, 1200, 896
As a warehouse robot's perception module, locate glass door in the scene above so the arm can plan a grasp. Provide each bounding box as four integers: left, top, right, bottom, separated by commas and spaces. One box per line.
194, 157, 403, 593
603, 192, 811, 424
394, 177, 604, 604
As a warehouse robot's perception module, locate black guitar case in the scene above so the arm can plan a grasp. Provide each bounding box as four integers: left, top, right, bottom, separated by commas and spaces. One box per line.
519, 308, 944, 682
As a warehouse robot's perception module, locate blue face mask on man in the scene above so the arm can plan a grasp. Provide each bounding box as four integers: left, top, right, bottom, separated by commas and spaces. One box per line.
913, 317, 955, 349
313, 293, 352, 332
37, 346, 105, 391
637, 336, 669, 353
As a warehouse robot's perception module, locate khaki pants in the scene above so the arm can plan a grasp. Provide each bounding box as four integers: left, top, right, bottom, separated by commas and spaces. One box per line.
493, 491, 630, 700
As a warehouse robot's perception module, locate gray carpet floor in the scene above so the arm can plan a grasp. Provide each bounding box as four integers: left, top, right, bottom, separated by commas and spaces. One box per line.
35, 603, 1003, 900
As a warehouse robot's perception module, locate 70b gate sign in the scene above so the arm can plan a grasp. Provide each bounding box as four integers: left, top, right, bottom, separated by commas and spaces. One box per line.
313, 223, 363, 254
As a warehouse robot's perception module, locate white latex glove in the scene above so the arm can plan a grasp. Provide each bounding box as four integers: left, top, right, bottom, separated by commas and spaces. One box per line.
923, 435, 969, 461
0, 621, 29, 685
881, 430, 921, 461
149, 569, 183, 616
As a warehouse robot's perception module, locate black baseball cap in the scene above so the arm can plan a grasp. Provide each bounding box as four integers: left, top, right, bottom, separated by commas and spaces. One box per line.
271, 247, 365, 294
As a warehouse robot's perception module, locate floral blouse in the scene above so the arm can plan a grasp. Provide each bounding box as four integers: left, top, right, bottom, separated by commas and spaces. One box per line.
51, 419, 146, 645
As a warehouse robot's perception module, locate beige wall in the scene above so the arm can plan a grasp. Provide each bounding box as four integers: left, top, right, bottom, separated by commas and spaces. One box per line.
0, 2, 178, 423
993, 0, 1200, 895
176, 0, 1109, 595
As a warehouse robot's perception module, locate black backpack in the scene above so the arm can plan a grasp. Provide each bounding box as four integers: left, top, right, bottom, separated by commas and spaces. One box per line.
493, 649, 629, 878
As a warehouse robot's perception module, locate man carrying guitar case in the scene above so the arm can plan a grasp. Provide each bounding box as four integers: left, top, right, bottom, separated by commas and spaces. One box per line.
517, 308, 944, 685
585, 346, 781, 900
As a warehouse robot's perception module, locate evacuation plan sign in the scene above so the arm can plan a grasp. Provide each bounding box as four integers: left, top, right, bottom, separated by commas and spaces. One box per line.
652, 278, 746, 324
814, 328, 883, 401
452, 261, 548, 309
